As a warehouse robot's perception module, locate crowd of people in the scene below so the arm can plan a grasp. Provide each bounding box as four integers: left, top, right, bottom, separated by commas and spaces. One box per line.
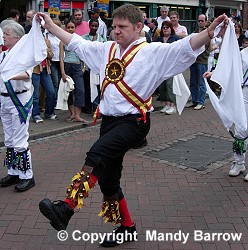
0, 3, 246, 248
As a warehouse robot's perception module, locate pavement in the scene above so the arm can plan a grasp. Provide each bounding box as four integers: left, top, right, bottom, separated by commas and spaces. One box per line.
1, 71, 248, 250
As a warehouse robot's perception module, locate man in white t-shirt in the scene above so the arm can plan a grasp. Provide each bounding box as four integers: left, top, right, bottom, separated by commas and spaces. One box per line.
156, 5, 170, 29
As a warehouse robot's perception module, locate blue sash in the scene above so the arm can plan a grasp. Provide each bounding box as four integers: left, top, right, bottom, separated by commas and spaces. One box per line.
4, 80, 33, 124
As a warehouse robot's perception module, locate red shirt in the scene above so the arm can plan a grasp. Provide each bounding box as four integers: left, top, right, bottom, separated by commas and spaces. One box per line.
75, 22, 90, 36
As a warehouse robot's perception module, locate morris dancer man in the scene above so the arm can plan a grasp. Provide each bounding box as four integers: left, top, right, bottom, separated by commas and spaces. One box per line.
37, 5, 228, 247
0, 22, 35, 191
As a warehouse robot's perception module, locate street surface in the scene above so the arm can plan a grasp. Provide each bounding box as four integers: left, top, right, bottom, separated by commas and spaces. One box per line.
0, 98, 248, 250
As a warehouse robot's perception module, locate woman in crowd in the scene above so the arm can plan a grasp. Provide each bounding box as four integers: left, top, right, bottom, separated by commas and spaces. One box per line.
59, 19, 87, 124
156, 21, 180, 115
235, 22, 245, 48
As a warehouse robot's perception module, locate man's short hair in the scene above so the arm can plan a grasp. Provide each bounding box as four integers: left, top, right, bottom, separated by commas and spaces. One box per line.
73, 8, 83, 15
9, 9, 20, 18
151, 18, 158, 27
3, 22, 24, 38
91, 7, 100, 14
160, 6, 169, 12
169, 11, 179, 18
112, 4, 143, 26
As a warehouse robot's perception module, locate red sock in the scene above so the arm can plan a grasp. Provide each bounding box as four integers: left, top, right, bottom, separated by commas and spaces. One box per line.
64, 198, 77, 209
89, 174, 98, 187
119, 198, 133, 227
64, 173, 98, 209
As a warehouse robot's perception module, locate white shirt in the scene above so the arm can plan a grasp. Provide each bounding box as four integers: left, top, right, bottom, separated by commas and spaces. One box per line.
47, 33, 60, 61
142, 25, 150, 33
174, 24, 188, 37
97, 17, 107, 40
0, 27, 3, 45
241, 47, 248, 86
0, 50, 32, 93
156, 16, 170, 29
68, 34, 203, 116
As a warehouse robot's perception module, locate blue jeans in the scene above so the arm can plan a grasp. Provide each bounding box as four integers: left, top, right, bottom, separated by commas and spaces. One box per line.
32, 69, 56, 118
50, 61, 61, 105
189, 63, 207, 105
64, 62, 85, 108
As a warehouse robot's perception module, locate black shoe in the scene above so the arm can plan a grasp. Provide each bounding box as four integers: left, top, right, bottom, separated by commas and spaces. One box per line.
0, 175, 20, 187
15, 178, 35, 192
39, 198, 74, 231
132, 138, 148, 149
101, 224, 137, 247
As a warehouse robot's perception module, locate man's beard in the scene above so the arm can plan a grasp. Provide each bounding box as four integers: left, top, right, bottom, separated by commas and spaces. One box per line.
74, 18, 83, 25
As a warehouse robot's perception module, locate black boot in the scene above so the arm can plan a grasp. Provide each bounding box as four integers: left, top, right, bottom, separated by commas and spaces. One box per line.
39, 198, 74, 231
132, 138, 148, 149
0, 175, 19, 187
15, 178, 35, 192
101, 224, 137, 247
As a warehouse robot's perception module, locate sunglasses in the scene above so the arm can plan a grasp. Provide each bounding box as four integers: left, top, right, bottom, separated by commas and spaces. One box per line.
198, 20, 205, 22
162, 26, 170, 29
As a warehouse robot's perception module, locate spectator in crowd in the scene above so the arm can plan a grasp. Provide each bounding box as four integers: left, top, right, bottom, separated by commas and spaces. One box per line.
36, 5, 228, 247
156, 5, 170, 29
142, 10, 150, 34
90, 7, 107, 41
59, 19, 88, 124
73, 8, 90, 36
235, 22, 245, 48
83, 19, 106, 114
0, 22, 35, 191
24, 10, 36, 34
47, 18, 62, 105
156, 21, 180, 115
0, 9, 20, 28
147, 18, 160, 42
169, 11, 188, 38
187, 14, 210, 110
32, 34, 57, 123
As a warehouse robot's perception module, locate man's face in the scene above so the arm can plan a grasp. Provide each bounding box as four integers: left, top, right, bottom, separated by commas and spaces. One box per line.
243, 41, 248, 48
147, 19, 155, 30
113, 17, 142, 49
3, 29, 20, 49
90, 12, 99, 20
26, 11, 34, 24
160, 10, 168, 19
197, 15, 206, 29
169, 14, 178, 25
74, 10, 83, 24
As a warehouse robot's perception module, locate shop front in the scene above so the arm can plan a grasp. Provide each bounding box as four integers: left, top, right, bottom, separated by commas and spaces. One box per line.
205, 0, 245, 19
43, 0, 86, 21
108, 0, 200, 33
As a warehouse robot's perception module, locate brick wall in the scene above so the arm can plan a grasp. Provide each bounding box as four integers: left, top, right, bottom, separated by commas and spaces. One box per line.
242, 2, 248, 31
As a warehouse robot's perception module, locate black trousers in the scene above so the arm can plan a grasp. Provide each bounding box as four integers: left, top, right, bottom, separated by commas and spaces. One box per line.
85, 113, 150, 197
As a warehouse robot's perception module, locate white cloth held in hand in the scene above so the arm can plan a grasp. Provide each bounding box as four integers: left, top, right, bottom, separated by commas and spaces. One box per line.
90, 71, 100, 102
209, 19, 247, 131
56, 76, 75, 110
173, 73, 190, 115
0, 14, 47, 82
